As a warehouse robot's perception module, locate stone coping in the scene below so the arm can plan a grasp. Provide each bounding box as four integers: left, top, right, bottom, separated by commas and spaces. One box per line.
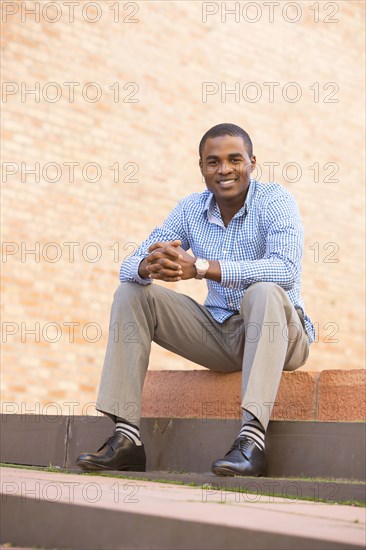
141, 369, 366, 422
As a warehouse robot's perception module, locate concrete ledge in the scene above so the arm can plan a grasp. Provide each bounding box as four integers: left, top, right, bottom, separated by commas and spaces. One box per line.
141, 369, 366, 421
1, 415, 365, 481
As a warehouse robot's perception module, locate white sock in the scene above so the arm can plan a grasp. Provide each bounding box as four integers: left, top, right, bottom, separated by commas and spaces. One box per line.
238, 416, 265, 451
114, 419, 142, 446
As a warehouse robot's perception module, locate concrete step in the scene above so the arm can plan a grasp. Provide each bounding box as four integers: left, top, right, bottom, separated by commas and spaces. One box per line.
1, 466, 365, 550
1, 415, 365, 481
1, 463, 365, 505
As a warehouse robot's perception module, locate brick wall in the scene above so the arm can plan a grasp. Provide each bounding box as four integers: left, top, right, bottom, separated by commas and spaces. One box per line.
1, 0, 365, 414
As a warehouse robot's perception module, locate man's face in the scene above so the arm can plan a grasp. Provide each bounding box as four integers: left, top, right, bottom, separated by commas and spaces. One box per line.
199, 135, 256, 205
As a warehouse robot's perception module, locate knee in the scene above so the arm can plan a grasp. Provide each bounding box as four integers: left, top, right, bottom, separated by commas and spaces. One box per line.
113, 281, 147, 304
244, 282, 282, 300
240, 282, 283, 314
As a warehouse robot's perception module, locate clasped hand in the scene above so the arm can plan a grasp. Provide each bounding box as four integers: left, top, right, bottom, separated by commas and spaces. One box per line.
145, 240, 196, 282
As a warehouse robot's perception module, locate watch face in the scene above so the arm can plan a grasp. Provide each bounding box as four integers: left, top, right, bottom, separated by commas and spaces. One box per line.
196, 258, 209, 272
195, 258, 209, 279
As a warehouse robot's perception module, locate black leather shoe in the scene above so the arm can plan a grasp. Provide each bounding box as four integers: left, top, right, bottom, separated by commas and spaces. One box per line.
76, 431, 146, 471
211, 436, 266, 477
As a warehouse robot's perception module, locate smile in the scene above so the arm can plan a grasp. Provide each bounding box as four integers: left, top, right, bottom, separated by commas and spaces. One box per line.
217, 179, 237, 187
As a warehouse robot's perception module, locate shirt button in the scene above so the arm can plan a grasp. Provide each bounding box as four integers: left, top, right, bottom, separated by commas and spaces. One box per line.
228, 302, 233, 307
229, 285, 233, 289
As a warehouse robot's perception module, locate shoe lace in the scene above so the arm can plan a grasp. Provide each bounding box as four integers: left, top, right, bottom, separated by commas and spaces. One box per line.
238, 437, 253, 453
97, 431, 122, 452
226, 436, 253, 455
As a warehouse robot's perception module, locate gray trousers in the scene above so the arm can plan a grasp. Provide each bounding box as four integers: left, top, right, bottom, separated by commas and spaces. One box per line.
96, 281, 310, 430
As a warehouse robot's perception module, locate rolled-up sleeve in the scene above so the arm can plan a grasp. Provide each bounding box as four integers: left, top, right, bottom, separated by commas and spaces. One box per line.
219, 191, 303, 291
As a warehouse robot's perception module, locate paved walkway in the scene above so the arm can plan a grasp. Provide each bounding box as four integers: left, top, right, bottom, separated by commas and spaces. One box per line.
1, 467, 365, 549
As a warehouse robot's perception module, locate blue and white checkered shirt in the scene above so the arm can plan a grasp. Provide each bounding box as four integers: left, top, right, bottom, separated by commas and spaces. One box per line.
120, 179, 315, 344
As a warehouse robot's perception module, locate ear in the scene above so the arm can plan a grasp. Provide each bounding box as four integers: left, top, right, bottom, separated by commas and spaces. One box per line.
199, 157, 204, 175
250, 155, 256, 173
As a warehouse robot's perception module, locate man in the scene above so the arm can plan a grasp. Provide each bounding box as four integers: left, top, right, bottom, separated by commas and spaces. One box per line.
77, 123, 315, 477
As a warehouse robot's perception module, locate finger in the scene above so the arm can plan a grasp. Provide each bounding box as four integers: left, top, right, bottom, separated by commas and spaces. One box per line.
147, 240, 181, 253
147, 263, 183, 276
164, 246, 183, 259
148, 242, 169, 253
150, 273, 181, 282
146, 250, 170, 263
147, 248, 181, 263
146, 250, 163, 263
148, 246, 181, 261
157, 258, 182, 270
148, 264, 184, 277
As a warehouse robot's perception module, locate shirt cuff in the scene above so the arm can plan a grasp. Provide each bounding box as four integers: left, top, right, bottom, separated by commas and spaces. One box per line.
218, 260, 244, 289
120, 256, 153, 286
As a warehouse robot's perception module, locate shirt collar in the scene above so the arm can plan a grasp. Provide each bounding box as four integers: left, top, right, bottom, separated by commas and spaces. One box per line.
203, 179, 255, 224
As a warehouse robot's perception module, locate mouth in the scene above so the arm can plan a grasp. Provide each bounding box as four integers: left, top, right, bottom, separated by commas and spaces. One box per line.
217, 179, 237, 188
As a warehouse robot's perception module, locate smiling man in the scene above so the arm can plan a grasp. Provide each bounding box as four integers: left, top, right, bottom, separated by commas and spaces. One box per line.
77, 123, 315, 477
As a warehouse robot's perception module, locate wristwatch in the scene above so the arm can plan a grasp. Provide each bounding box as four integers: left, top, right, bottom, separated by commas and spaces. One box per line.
194, 258, 210, 280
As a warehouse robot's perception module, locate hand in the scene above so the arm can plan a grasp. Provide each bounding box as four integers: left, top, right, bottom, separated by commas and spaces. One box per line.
170, 246, 196, 280
145, 240, 196, 282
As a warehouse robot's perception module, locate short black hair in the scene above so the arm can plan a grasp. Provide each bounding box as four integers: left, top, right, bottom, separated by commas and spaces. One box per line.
199, 123, 253, 158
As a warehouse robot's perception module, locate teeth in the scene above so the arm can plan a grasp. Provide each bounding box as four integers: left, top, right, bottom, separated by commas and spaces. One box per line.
219, 180, 236, 184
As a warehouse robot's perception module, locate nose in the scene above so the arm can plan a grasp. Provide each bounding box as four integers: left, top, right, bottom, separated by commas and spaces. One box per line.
218, 162, 231, 175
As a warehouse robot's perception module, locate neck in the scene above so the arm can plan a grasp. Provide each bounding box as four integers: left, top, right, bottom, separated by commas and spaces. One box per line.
216, 190, 249, 227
